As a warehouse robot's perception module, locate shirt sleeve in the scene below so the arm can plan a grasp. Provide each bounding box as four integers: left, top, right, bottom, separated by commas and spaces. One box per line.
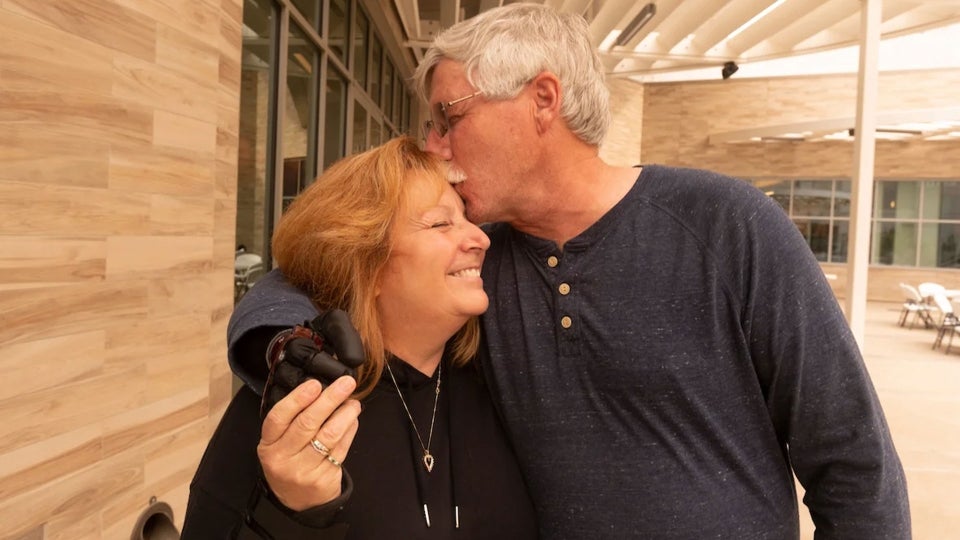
228, 269, 321, 394
734, 186, 911, 538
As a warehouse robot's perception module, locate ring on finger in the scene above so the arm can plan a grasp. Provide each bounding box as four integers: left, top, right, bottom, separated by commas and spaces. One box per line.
310, 439, 330, 456
326, 454, 342, 468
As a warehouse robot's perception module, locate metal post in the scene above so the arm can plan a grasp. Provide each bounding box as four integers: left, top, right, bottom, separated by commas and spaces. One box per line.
845, 0, 882, 345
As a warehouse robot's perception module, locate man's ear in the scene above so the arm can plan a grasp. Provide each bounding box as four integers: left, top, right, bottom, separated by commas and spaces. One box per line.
530, 71, 562, 132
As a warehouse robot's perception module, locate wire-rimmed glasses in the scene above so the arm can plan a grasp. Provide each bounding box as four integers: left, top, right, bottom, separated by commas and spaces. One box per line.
421, 91, 483, 139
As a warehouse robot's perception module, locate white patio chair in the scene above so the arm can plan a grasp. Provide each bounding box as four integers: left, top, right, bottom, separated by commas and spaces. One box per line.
931, 293, 960, 353
898, 283, 933, 329
234, 252, 263, 301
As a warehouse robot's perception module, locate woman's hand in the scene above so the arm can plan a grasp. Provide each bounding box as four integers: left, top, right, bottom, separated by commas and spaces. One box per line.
257, 376, 361, 511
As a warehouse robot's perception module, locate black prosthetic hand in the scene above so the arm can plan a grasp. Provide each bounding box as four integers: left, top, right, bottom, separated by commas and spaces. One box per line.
260, 309, 366, 418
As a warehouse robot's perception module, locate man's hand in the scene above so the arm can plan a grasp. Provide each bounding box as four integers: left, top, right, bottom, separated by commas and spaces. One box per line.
260, 309, 366, 418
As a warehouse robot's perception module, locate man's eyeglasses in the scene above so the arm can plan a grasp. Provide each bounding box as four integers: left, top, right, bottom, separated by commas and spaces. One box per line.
422, 91, 483, 139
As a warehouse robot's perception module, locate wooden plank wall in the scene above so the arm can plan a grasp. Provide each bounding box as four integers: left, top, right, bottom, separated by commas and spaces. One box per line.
0, 0, 242, 538
639, 68, 960, 301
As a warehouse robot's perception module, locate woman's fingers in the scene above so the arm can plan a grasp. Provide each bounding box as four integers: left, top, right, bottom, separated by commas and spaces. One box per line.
259, 378, 322, 445
261, 376, 358, 453
312, 394, 361, 451
257, 376, 362, 511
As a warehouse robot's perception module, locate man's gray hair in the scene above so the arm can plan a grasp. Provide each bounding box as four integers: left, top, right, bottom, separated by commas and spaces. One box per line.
413, 3, 611, 146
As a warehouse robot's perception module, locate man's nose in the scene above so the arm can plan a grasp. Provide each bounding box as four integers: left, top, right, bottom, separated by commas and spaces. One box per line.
423, 129, 452, 159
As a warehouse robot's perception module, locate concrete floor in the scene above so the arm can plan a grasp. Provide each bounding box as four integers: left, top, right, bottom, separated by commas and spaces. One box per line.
797, 302, 960, 539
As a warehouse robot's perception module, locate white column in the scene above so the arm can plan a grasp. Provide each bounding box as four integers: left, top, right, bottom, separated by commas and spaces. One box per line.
845, 0, 882, 346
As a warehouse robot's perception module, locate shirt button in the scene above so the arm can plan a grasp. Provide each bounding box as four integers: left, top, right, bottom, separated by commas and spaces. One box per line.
558, 283, 570, 295
547, 256, 559, 268
560, 316, 572, 328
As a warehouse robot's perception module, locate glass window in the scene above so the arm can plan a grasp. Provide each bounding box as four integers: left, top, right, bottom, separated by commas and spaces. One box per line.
282, 23, 319, 208
370, 120, 382, 147
920, 222, 960, 268
368, 36, 382, 106
323, 68, 347, 170
756, 179, 790, 212
236, 0, 275, 272
353, 102, 368, 154
291, 0, 320, 31
793, 180, 831, 217
834, 180, 851, 217
755, 178, 850, 263
923, 181, 960, 220
875, 181, 919, 219
352, 8, 368, 88
329, 0, 348, 62
795, 219, 831, 262
282, 158, 305, 211
382, 60, 394, 118
872, 221, 917, 266
392, 72, 403, 127
831, 220, 848, 263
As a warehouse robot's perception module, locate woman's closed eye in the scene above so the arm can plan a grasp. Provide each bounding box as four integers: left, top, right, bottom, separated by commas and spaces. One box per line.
430, 221, 452, 229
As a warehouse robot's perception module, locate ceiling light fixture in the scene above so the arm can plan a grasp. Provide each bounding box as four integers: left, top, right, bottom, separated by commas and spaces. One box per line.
613, 3, 657, 47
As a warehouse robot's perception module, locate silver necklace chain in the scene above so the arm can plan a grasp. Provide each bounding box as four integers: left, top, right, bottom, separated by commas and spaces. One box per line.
385, 360, 441, 473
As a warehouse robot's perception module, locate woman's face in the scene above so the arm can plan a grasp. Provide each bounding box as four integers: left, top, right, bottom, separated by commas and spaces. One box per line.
376, 175, 491, 327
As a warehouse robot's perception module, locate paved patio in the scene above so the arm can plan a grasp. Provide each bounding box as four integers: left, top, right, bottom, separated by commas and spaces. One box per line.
797, 301, 960, 539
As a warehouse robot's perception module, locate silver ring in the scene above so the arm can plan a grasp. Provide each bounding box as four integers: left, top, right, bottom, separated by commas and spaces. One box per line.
310, 439, 330, 456
326, 454, 342, 468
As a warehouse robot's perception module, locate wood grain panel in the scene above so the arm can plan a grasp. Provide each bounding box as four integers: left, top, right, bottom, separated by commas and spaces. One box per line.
153, 110, 218, 154
101, 390, 208, 458
156, 23, 220, 88
105, 236, 212, 278
0, 9, 113, 96
108, 140, 217, 197
4, 0, 156, 62
0, 365, 145, 455
112, 54, 219, 124
0, 331, 104, 402
0, 0, 243, 535
113, 0, 220, 38
0, 451, 143, 539
0, 426, 102, 502
0, 181, 151, 236
0, 90, 154, 145
0, 125, 110, 188
149, 194, 216, 236
43, 514, 100, 540
0, 281, 149, 346
0, 237, 105, 285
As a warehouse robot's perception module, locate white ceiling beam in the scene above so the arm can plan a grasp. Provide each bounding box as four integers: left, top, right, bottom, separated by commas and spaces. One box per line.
588, 0, 636, 46
742, 1, 856, 58
439, 0, 460, 27
708, 107, 960, 144
560, 0, 593, 17
393, 0, 422, 40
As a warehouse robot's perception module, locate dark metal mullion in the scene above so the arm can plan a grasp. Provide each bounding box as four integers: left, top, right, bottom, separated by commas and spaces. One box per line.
269, 4, 291, 265
262, 1, 284, 271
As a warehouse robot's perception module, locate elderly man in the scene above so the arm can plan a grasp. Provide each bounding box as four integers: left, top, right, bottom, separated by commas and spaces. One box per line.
229, 4, 910, 538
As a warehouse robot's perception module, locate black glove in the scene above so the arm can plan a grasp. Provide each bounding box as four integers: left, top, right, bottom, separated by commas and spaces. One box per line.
260, 309, 366, 418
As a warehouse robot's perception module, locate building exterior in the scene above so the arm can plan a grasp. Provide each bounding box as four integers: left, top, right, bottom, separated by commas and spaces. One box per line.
0, 0, 415, 536
637, 68, 960, 301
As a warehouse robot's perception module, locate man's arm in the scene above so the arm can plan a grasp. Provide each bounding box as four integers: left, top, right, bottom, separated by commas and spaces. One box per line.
228, 269, 320, 394
739, 190, 911, 538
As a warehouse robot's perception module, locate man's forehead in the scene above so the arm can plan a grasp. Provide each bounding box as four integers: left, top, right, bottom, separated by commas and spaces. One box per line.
428, 60, 471, 100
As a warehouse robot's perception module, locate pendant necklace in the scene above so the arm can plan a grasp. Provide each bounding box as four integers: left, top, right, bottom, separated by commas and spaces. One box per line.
385, 360, 441, 473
